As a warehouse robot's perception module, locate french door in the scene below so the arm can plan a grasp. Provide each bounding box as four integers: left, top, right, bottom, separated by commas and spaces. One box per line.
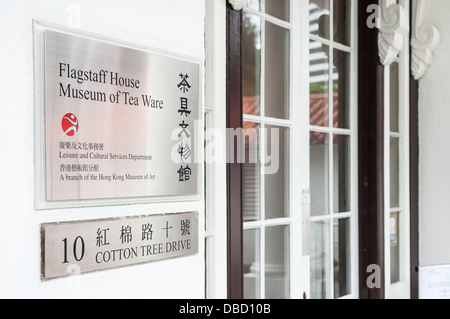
237, 0, 358, 299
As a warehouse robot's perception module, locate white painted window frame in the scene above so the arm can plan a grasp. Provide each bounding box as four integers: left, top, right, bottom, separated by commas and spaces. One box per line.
204, 0, 228, 299
383, 0, 411, 300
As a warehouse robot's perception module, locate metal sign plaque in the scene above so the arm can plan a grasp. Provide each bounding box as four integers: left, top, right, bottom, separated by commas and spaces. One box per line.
40, 29, 201, 203
41, 212, 198, 280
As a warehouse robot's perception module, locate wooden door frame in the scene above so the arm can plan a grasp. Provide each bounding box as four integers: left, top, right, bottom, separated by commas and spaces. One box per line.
226, 2, 244, 299
409, 0, 419, 297
357, 0, 386, 300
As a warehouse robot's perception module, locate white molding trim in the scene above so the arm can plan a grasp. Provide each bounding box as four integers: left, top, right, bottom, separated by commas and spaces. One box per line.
228, 0, 253, 11
378, 0, 408, 66
411, 0, 441, 80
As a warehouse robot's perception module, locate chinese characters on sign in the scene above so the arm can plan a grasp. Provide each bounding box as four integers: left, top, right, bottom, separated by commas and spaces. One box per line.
41, 212, 198, 280
174, 72, 194, 184
41, 30, 201, 204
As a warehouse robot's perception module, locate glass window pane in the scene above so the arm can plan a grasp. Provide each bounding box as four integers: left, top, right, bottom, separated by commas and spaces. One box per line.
265, 0, 289, 21
390, 62, 400, 133
265, 21, 290, 120
310, 132, 330, 216
334, 218, 351, 298
265, 225, 290, 299
334, 134, 350, 213
310, 41, 330, 127
248, 0, 260, 11
243, 122, 261, 222
390, 213, 400, 283
390, 137, 400, 208
311, 221, 331, 299
333, 49, 350, 129
243, 13, 261, 116
310, 0, 330, 39
244, 229, 261, 299
265, 125, 289, 219
334, 0, 351, 46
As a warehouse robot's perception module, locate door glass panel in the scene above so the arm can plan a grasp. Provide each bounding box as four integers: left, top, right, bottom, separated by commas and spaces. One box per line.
265, 125, 289, 219
390, 137, 400, 208
390, 62, 400, 133
244, 229, 261, 298
310, 0, 330, 40
333, 49, 350, 129
334, 218, 351, 298
248, 0, 260, 11
243, 122, 261, 222
311, 221, 330, 299
265, 21, 290, 119
265, 0, 290, 21
390, 213, 400, 283
265, 225, 290, 299
310, 132, 329, 216
243, 13, 261, 116
333, 0, 351, 46
310, 41, 330, 127
333, 134, 350, 213
309, 0, 356, 299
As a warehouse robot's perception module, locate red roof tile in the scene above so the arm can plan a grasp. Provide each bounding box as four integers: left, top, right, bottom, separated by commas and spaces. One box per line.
242, 93, 339, 145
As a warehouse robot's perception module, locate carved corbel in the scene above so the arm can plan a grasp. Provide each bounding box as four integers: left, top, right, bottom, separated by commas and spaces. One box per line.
411, 0, 441, 80
378, 0, 408, 66
228, 0, 253, 11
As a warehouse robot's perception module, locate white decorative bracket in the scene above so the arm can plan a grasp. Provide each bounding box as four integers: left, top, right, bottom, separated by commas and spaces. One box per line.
228, 0, 253, 11
411, 0, 441, 80
378, 0, 409, 66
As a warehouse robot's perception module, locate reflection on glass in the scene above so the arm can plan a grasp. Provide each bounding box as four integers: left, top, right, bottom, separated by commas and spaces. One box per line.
265, 21, 290, 119
310, 132, 329, 216
334, 218, 351, 298
390, 62, 400, 133
334, 0, 351, 46
243, 13, 261, 116
244, 229, 261, 299
334, 135, 350, 213
310, 40, 330, 127
390, 137, 400, 208
333, 50, 350, 129
265, 0, 289, 21
310, 0, 330, 39
311, 221, 330, 299
390, 213, 400, 284
265, 125, 289, 219
265, 226, 290, 299
243, 122, 261, 222
248, 0, 260, 11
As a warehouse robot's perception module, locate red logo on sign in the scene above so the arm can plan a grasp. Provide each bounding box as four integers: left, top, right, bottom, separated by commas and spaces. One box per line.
61, 113, 79, 137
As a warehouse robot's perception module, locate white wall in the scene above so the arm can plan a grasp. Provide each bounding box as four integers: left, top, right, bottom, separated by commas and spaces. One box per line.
0, 0, 206, 298
418, 0, 450, 267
